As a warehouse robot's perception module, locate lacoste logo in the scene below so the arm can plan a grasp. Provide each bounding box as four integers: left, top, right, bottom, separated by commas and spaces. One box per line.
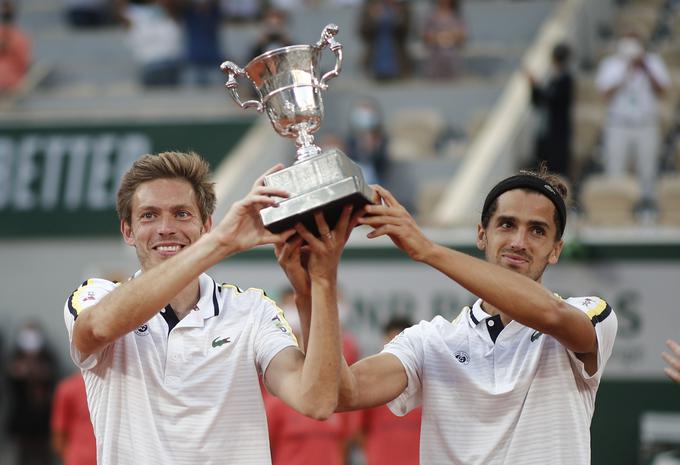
530, 330, 543, 342
454, 351, 470, 365
212, 336, 231, 348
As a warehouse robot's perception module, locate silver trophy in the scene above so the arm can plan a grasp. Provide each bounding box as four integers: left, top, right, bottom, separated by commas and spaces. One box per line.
220, 24, 373, 234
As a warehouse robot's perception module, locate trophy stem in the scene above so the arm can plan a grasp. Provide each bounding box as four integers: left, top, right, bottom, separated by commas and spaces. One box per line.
294, 124, 322, 162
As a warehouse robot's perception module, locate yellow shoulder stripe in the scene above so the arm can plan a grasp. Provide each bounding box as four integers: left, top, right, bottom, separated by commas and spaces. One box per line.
586, 299, 608, 320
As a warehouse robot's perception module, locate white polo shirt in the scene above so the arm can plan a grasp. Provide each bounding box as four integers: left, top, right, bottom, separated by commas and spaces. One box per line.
64, 273, 298, 465
384, 296, 617, 465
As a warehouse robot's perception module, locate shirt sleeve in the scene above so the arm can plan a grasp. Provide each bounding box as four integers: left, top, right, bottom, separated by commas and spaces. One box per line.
565, 296, 618, 382
63, 278, 118, 370
645, 53, 671, 89
253, 295, 299, 377
381, 323, 426, 417
595, 57, 627, 92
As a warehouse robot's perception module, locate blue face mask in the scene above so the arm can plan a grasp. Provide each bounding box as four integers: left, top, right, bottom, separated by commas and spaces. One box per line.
351, 108, 380, 130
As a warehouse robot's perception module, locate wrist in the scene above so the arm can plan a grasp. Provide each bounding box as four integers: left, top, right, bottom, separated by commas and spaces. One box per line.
205, 229, 238, 258
412, 239, 438, 263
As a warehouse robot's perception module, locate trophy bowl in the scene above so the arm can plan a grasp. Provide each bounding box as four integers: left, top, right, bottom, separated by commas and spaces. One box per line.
220, 24, 373, 234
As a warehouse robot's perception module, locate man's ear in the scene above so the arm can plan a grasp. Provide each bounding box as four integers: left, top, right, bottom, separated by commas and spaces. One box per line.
203, 216, 213, 234
549, 239, 564, 265
476, 224, 487, 251
121, 219, 135, 246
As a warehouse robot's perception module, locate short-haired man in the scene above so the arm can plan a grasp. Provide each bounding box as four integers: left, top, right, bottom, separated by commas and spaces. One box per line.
334, 168, 618, 464
64, 151, 353, 465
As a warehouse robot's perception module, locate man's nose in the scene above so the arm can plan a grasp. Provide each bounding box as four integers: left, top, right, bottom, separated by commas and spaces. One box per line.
509, 228, 528, 250
157, 215, 176, 235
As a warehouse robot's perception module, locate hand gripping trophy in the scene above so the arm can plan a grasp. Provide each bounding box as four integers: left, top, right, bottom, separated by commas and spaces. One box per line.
220, 24, 374, 234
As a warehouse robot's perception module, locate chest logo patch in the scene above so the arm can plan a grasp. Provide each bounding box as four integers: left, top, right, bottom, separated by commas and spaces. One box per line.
530, 330, 543, 342
212, 336, 231, 348
454, 351, 470, 365
134, 324, 149, 336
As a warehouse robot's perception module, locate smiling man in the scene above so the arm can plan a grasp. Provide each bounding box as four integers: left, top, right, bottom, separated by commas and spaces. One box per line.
63, 151, 353, 465
335, 166, 618, 465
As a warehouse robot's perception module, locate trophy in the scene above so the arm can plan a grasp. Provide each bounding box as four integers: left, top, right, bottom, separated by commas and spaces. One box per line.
220, 24, 373, 234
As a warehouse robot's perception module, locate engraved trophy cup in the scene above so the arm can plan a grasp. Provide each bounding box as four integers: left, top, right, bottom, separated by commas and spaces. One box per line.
220, 24, 373, 234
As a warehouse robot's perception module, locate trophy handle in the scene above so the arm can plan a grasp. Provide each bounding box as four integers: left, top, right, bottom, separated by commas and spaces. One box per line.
220, 61, 264, 112
315, 24, 343, 90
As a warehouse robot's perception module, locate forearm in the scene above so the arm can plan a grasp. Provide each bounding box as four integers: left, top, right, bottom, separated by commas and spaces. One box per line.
294, 291, 312, 353
75, 232, 235, 353
297, 276, 341, 413
337, 356, 359, 411
422, 244, 562, 329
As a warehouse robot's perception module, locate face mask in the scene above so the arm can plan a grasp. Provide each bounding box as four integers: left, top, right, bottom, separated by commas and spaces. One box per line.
617, 38, 643, 60
351, 107, 380, 130
17, 329, 44, 353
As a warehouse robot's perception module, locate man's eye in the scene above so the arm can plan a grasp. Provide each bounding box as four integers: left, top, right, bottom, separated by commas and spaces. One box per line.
141, 212, 154, 219
177, 211, 190, 218
532, 227, 545, 236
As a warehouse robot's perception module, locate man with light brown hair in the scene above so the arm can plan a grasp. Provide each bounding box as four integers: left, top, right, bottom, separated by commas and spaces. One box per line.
63, 151, 354, 465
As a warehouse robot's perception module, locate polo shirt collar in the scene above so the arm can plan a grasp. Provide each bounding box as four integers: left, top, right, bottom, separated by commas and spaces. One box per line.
195, 273, 221, 320
468, 299, 491, 326
132, 270, 220, 320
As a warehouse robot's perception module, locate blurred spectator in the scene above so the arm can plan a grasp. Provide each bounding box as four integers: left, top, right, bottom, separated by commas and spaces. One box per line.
0, 0, 31, 94
219, 0, 261, 22
249, 7, 292, 61
359, 0, 411, 81
422, 0, 466, 80
662, 339, 680, 384
595, 32, 670, 212
525, 42, 574, 180
346, 98, 390, 185
5, 321, 58, 465
264, 287, 361, 465
51, 372, 96, 465
63, 0, 113, 28
177, 0, 222, 86
359, 316, 421, 465
117, 0, 183, 87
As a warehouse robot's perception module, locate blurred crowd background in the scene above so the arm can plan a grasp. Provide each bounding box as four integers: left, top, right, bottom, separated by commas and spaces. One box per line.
1, 0, 680, 464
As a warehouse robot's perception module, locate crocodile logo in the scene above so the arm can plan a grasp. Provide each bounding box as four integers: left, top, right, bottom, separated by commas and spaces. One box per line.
212, 336, 231, 348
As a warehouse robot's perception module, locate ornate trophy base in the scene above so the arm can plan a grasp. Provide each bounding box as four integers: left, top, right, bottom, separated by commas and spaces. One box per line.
260, 148, 374, 234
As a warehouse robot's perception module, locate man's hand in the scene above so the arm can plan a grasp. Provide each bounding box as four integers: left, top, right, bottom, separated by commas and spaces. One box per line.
663, 339, 680, 384
358, 185, 435, 262
276, 204, 360, 293
214, 164, 295, 255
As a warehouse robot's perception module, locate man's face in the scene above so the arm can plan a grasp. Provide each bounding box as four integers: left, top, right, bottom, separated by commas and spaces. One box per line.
121, 178, 211, 271
477, 189, 563, 282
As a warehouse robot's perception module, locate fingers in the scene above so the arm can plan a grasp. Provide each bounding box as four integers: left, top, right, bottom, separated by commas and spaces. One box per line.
334, 205, 355, 239
662, 341, 680, 383
252, 164, 285, 189
667, 339, 680, 356
295, 222, 322, 248
665, 367, 680, 384
372, 185, 401, 208
314, 211, 332, 238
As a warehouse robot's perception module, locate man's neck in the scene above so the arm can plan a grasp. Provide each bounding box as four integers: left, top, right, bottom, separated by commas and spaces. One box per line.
168, 280, 202, 321
480, 301, 512, 326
